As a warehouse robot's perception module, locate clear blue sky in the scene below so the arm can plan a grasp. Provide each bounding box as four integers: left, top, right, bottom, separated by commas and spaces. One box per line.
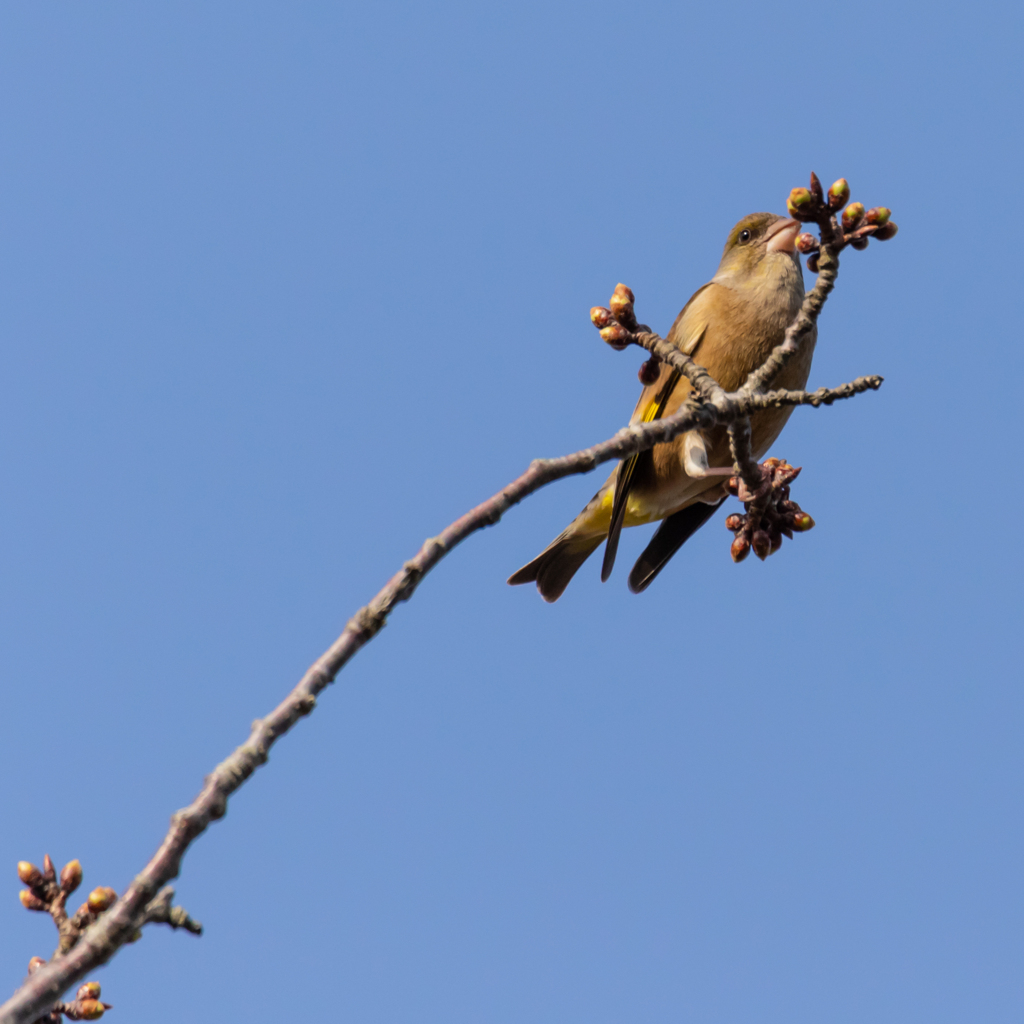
1, 3, 1021, 1022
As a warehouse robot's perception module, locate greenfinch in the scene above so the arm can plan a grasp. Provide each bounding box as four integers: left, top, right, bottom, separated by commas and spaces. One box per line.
508, 212, 813, 601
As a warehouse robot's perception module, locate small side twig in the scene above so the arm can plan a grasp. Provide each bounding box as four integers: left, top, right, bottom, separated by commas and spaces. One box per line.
138, 886, 202, 935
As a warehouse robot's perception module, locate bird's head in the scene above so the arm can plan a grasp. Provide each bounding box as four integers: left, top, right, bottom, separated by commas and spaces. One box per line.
712, 213, 802, 290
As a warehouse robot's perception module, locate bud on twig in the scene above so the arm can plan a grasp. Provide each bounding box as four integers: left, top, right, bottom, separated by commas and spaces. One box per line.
69, 998, 109, 1020
590, 306, 612, 328
791, 512, 815, 532
795, 233, 819, 254
599, 324, 629, 349
19, 890, 47, 911
873, 221, 899, 241
18, 862, 44, 889
87, 887, 117, 914
786, 187, 815, 221
841, 202, 865, 232
61, 860, 83, 895
864, 206, 891, 226
609, 283, 635, 323
638, 358, 660, 386
806, 254, 820, 274
76, 983, 102, 1002
27, 957, 47, 975
808, 171, 824, 203
849, 237, 869, 251
42, 855, 56, 884
730, 536, 750, 563
827, 178, 850, 210
751, 530, 771, 561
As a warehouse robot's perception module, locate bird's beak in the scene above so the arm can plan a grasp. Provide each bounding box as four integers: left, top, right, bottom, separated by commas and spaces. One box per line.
765, 218, 801, 253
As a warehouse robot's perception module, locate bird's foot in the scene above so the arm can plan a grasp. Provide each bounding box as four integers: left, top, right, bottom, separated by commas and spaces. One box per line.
724, 458, 815, 562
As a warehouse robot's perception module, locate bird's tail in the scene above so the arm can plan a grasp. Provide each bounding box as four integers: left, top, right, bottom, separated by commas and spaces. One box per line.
627, 497, 724, 593
507, 531, 604, 603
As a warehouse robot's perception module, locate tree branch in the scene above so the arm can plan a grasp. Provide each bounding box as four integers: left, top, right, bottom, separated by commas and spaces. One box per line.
1, 171, 894, 1024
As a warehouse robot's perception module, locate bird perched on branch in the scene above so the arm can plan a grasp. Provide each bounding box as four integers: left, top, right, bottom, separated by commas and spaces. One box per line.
508, 212, 813, 601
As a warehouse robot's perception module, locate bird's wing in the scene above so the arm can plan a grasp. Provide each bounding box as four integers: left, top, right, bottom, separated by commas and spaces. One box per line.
600, 289, 714, 583
663, 283, 715, 356
600, 366, 683, 581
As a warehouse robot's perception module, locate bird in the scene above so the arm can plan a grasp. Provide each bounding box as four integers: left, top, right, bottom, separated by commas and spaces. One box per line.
507, 211, 815, 602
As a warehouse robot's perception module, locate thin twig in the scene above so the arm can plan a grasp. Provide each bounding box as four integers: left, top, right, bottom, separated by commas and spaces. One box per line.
727, 417, 763, 495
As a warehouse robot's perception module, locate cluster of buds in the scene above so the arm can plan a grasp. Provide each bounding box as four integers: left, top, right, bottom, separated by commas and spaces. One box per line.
18, 855, 118, 956
18, 856, 83, 914
26, 961, 111, 1021
725, 458, 815, 562
787, 172, 898, 272
18, 858, 115, 1019
590, 284, 661, 385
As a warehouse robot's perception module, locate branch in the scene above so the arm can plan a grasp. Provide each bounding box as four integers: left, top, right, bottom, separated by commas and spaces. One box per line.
1, 171, 893, 1024
138, 887, 202, 935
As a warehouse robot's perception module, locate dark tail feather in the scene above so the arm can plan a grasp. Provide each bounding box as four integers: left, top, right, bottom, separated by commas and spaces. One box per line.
508, 533, 604, 603
627, 498, 725, 593
600, 459, 632, 583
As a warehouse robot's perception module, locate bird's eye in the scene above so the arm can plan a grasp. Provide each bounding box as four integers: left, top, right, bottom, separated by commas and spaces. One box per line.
739, 229, 751, 243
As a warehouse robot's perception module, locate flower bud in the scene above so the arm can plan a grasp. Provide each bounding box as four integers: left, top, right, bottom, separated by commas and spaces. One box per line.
806, 254, 820, 274
827, 178, 850, 210
42, 855, 56, 883
19, 890, 46, 911
87, 887, 117, 914
787, 187, 815, 221
776, 461, 799, 484
849, 237, 869, 251
724, 514, 744, 531
864, 206, 891, 226
590, 306, 612, 328
730, 536, 750, 563
841, 202, 865, 232
609, 284, 635, 318
751, 530, 771, 560
637, 358, 660, 386
27, 957, 47, 975
795, 232, 818, 254
599, 324, 629, 349
808, 171, 823, 202
791, 512, 815, 532
75, 998, 107, 1020
769, 530, 784, 555
60, 860, 83, 895
873, 221, 898, 241
77, 983, 102, 1001
17, 862, 44, 889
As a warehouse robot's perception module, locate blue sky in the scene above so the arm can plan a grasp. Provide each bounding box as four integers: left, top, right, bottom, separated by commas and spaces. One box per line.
1, 3, 1022, 1022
